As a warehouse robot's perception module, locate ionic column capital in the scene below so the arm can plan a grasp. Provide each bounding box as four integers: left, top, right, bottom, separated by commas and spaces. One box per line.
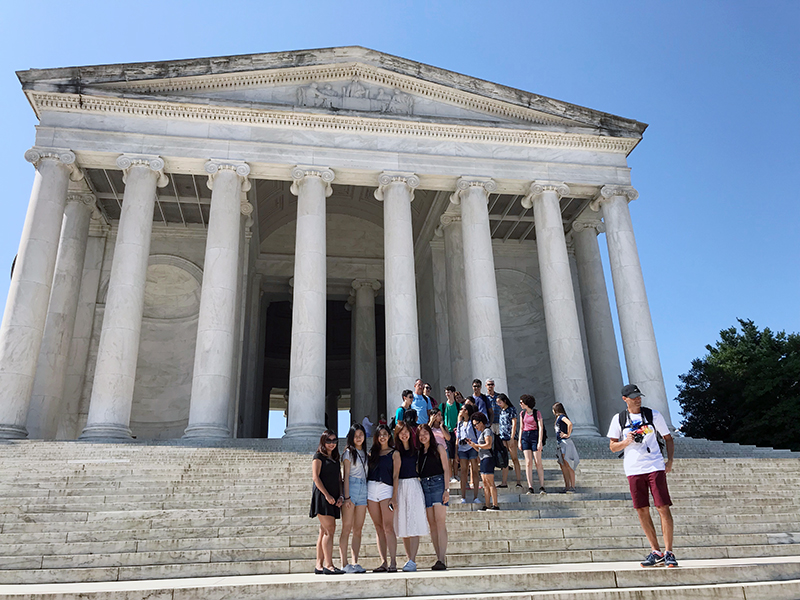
352, 279, 381, 294
439, 213, 462, 228
521, 181, 570, 208
25, 147, 84, 182
290, 165, 335, 197
590, 185, 639, 211
374, 172, 419, 201
205, 160, 252, 192
116, 154, 169, 188
571, 219, 606, 235
450, 176, 497, 206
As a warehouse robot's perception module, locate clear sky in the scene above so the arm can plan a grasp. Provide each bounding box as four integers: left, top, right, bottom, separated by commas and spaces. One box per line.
0, 1, 797, 431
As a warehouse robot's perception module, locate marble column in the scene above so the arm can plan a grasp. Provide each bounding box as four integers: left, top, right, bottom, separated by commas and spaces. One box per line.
523, 182, 598, 436
284, 166, 333, 439
451, 177, 508, 395
592, 185, 672, 428
0, 148, 82, 439
572, 218, 624, 431
80, 155, 168, 439
184, 161, 251, 439
27, 193, 95, 439
351, 279, 380, 424
375, 172, 421, 415
440, 209, 472, 391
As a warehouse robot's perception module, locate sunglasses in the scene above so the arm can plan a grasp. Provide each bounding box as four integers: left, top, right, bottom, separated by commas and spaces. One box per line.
325, 438, 338, 444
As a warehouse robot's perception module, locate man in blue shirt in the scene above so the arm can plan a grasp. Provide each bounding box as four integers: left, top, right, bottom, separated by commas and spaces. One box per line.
471, 379, 492, 422
485, 378, 501, 434
411, 378, 432, 425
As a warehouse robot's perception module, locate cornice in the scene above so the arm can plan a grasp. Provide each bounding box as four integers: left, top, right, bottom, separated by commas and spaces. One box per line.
28, 91, 639, 155
99, 62, 568, 128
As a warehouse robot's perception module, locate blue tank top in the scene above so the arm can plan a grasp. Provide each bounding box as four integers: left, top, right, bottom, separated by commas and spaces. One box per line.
399, 453, 418, 479
367, 450, 394, 486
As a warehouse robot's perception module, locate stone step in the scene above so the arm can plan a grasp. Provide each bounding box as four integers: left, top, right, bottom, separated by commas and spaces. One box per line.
0, 555, 798, 593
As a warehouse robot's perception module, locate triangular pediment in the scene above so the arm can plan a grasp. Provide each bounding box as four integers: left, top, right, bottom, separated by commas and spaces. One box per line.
19, 47, 647, 139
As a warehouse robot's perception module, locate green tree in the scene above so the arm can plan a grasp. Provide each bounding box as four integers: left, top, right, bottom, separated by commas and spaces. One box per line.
676, 319, 800, 451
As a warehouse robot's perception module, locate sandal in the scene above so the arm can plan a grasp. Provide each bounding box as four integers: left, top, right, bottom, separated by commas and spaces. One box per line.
373, 564, 388, 573
497, 484, 508, 488
387, 565, 397, 572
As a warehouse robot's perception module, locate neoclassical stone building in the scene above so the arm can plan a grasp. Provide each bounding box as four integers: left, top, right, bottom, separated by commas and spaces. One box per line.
0, 47, 672, 441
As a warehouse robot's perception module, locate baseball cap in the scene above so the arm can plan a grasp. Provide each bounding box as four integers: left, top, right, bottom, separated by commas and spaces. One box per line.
621, 384, 644, 399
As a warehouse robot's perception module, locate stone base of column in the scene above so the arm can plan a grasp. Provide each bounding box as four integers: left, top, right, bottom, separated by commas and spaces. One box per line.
183, 423, 231, 439
0, 424, 28, 439
571, 423, 602, 437
79, 423, 133, 440
283, 421, 326, 440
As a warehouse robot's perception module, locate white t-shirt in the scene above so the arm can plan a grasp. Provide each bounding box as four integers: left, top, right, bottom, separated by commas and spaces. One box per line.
344, 448, 368, 480
607, 409, 670, 477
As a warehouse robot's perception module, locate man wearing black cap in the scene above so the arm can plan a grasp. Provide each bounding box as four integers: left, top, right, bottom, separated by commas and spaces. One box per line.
608, 384, 677, 568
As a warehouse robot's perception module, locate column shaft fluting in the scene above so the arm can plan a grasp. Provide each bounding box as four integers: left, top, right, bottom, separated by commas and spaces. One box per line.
81, 156, 167, 439
526, 182, 598, 436
27, 194, 94, 438
352, 279, 379, 424
0, 149, 78, 438
376, 172, 421, 414
441, 211, 472, 391
453, 178, 508, 394
595, 186, 672, 427
284, 167, 333, 439
184, 162, 250, 439
572, 220, 624, 430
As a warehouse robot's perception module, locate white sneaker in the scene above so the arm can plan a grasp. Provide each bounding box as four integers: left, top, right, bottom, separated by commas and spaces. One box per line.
473, 497, 482, 504
402, 560, 417, 572
450, 477, 458, 483
459, 498, 467, 504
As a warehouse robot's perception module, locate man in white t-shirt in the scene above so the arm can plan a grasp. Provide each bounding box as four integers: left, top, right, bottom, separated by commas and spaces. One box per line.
607, 384, 678, 568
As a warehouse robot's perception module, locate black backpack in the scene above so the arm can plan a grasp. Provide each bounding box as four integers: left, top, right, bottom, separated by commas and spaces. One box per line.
616, 406, 666, 458
389, 407, 404, 431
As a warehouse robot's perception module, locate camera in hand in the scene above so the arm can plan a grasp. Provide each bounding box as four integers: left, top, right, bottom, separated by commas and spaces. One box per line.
631, 427, 645, 444
459, 438, 468, 446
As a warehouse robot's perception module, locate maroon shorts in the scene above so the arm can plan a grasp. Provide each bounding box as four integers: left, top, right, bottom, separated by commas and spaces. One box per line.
627, 470, 672, 509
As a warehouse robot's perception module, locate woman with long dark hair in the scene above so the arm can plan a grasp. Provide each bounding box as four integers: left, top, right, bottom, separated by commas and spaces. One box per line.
310, 429, 344, 574
366, 424, 400, 572
416, 423, 450, 570
497, 393, 523, 489
553, 402, 580, 493
519, 394, 546, 494
393, 420, 429, 571
455, 403, 480, 503
339, 423, 369, 573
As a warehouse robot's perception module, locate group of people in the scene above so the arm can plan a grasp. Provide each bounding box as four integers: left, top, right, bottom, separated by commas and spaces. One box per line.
310, 380, 678, 573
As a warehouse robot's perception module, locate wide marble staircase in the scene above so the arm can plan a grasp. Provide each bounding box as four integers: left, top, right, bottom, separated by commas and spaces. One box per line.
0, 439, 799, 599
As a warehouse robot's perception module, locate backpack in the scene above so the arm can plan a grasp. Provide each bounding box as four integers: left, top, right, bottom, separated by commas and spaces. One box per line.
492, 432, 509, 468
616, 407, 666, 458
389, 407, 404, 431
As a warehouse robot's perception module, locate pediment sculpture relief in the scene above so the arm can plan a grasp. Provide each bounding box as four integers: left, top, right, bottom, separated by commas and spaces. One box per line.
296, 77, 414, 115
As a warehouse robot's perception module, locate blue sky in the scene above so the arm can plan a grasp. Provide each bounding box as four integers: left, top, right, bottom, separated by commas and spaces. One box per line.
1, 1, 797, 431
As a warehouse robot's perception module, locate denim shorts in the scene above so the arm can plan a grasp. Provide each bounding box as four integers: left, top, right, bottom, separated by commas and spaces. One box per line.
420, 474, 448, 508
349, 476, 368, 506
480, 457, 495, 474
457, 446, 478, 460
520, 429, 541, 451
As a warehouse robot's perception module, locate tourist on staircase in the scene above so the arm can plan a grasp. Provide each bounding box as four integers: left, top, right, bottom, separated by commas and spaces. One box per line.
310, 430, 344, 575
367, 424, 400, 572
416, 423, 450, 570
497, 394, 523, 489
607, 384, 678, 568
340, 423, 369, 573
519, 395, 546, 495
553, 403, 579, 493
440, 386, 461, 484
468, 412, 499, 511
456, 403, 481, 504
393, 421, 430, 571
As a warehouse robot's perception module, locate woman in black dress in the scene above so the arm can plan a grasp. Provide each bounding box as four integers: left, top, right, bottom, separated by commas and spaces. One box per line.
310, 429, 344, 574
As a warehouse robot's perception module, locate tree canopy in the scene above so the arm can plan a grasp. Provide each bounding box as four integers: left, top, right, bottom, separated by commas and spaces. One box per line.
676, 319, 800, 451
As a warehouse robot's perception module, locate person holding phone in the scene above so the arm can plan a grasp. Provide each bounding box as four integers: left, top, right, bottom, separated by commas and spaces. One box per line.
366, 424, 400, 572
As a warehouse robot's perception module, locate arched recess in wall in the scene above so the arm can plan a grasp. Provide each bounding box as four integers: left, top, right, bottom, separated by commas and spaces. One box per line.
495, 268, 554, 425
127, 255, 203, 440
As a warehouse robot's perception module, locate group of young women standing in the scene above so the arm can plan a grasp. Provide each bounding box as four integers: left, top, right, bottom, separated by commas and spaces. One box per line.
309, 419, 450, 574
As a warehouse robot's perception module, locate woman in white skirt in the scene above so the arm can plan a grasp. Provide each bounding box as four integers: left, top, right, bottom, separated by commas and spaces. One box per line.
553, 402, 580, 493
392, 421, 429, 572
